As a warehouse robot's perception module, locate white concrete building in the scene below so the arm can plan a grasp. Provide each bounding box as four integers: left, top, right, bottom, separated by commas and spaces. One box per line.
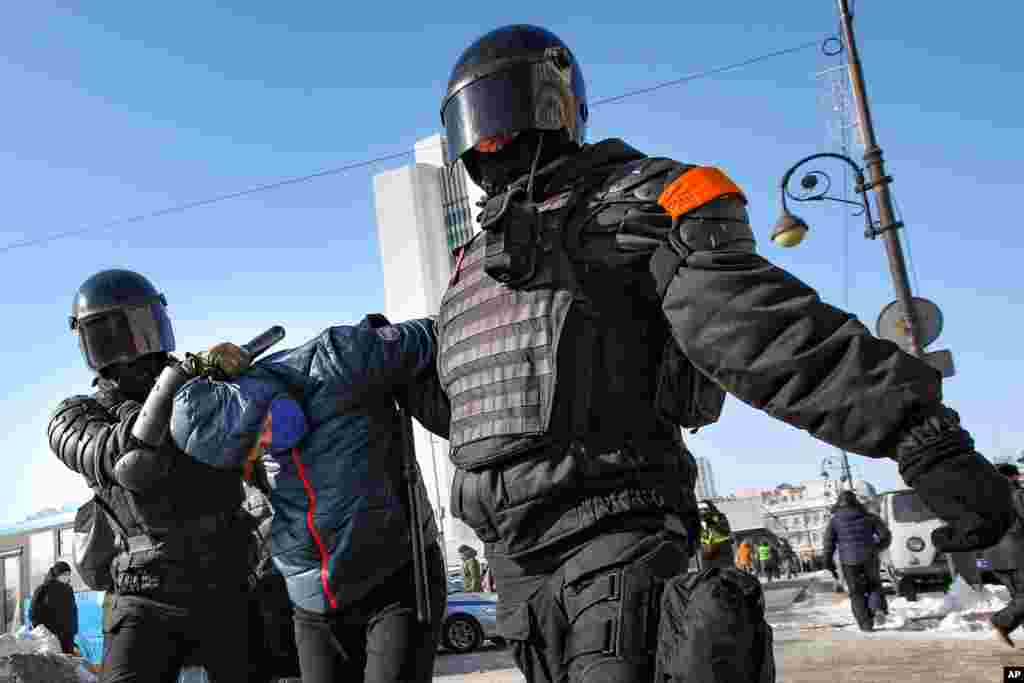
372, 134, 485, 568
694, 457, 717, 500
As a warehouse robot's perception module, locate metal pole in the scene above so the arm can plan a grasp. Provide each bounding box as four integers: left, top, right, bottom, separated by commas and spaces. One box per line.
837, 0, 924, 358
838, 451, 853, 490
840, 0, 966, 589
427, 433, 449, 569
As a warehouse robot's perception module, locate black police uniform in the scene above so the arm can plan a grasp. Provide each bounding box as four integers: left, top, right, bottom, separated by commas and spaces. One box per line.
435, 25, 1016, 683
982, 471, 1024, 638
48, 269, 251, 683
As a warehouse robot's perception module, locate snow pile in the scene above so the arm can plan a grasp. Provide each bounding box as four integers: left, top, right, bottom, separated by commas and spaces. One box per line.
942, 576, 1006, 613
772, 575, 1018, 638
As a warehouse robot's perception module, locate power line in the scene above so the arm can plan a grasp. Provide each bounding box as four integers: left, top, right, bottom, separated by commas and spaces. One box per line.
1, 39, 821, 255
0, 150, 413, 253
591, 40, 818, 107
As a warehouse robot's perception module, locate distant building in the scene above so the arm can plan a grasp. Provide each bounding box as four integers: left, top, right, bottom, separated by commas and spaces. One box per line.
714, 495, 764, 532
694, 457, 717, 500
760, 478, 878, 560
372, 133, 485, 568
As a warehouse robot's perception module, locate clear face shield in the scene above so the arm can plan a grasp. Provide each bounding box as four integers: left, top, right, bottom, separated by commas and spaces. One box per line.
73, 302, 175, 371
442, 58, 581, 165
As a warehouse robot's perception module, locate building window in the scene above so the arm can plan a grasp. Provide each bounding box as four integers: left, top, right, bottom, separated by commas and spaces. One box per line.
2, 555, 21, 632
57, 527, 74, 559
440, 162, 476, 253
28, 531, 54, 594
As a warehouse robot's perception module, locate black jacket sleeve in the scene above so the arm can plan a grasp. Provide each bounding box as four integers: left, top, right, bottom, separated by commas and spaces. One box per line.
47, 395, 141, 488
355, 314, 451, 439
1012, 489, 1024, 522
823, 518, 837, 563
660, 248, 943, 458
48, 388, 179, 490
398, 363, 451, 440
871, 514, 893, 551
29, 583, 48, 627
69, 586, 79, 636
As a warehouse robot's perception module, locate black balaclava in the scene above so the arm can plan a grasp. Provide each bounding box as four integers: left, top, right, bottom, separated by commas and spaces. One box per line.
462, 129, 577, 197
101, 352, 171, 403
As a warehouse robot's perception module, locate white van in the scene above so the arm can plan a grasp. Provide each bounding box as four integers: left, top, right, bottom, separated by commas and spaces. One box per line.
876, 488, 951, 600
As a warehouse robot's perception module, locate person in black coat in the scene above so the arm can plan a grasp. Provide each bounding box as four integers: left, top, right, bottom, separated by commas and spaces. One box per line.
982, 463, 1024, 647
823, 491, 892, 631
30, 561, 79, 654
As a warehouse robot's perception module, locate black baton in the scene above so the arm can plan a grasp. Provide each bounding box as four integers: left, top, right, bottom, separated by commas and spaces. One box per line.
399, 403, 432, 626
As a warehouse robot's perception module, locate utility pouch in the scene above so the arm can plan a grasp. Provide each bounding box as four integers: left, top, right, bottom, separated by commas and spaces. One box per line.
656, 337, 727, 432
480, 187, 539, 287
655, 567, 775, 682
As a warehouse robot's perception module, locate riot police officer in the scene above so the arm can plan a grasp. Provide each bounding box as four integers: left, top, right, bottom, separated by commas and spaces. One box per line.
435, 24, 1015, 683
698, 500, 734, 570
982, 463, 1024, 647
48, 269, 252, 683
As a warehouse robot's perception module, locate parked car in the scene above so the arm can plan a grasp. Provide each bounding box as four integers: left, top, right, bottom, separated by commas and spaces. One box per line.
876, 489, 951, 601
443, 571, 499, 653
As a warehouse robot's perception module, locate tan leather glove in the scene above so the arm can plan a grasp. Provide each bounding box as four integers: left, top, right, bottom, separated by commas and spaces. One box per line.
183, 342, 251, 379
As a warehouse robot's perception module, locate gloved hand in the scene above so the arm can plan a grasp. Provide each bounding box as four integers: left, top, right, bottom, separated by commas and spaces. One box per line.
182, 342, 251, 380
898, 405, 1015, 552
114, 447, 172, 493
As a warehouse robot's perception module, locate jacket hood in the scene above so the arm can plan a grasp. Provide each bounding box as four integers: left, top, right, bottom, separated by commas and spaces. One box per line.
171, 369, 308, 468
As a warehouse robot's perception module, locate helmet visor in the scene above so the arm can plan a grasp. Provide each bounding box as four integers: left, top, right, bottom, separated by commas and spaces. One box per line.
443, 60, 579, 163
78, 303, 175, 370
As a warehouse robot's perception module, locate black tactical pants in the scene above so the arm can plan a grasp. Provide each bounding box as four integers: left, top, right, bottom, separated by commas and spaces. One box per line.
991, 569, 1024, 633
841, 561, 885, 630
247, 577, 300, 683
291, 544, 446, 683
101, 592, 249, 683
496, 530, 689, 683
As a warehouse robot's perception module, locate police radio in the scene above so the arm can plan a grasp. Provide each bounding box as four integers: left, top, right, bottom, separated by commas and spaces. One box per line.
480, 187, 538, 286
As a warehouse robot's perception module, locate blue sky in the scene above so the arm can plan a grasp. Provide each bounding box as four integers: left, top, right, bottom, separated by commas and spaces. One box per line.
1, 2, 1021, 524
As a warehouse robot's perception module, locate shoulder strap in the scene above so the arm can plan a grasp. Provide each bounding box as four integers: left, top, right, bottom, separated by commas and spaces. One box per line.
90, 490, 131, 547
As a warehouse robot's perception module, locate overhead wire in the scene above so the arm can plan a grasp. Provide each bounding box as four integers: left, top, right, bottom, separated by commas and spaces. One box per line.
0, 39, 821, 255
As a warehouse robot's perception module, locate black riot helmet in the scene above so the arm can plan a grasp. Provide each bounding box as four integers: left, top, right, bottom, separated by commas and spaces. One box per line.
69, 269, 176, 372
441, 25, 588, 190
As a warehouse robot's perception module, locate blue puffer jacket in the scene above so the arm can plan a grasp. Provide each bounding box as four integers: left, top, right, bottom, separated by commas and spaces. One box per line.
169, 317, 441, 613
823, 500, 891, 565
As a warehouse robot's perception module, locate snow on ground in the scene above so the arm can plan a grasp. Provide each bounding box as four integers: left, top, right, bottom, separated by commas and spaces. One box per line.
772, 576, 1021, 641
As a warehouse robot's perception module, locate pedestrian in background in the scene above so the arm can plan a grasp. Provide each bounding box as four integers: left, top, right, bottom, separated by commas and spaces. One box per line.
756, 542, 772, 581
980, 463, 1024, 647
824, 490, 892, 631
30, 561, 78, 655
459, 546, 482, 593
736, 540, 754, 575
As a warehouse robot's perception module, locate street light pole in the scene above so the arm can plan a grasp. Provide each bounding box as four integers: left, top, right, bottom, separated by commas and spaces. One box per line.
837, 0, 924, 358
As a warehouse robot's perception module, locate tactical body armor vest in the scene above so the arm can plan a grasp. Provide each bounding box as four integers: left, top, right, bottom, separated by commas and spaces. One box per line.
437, 139, 724, 476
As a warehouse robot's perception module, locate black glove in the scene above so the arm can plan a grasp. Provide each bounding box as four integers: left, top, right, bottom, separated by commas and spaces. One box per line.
898, 405, 1015, 552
